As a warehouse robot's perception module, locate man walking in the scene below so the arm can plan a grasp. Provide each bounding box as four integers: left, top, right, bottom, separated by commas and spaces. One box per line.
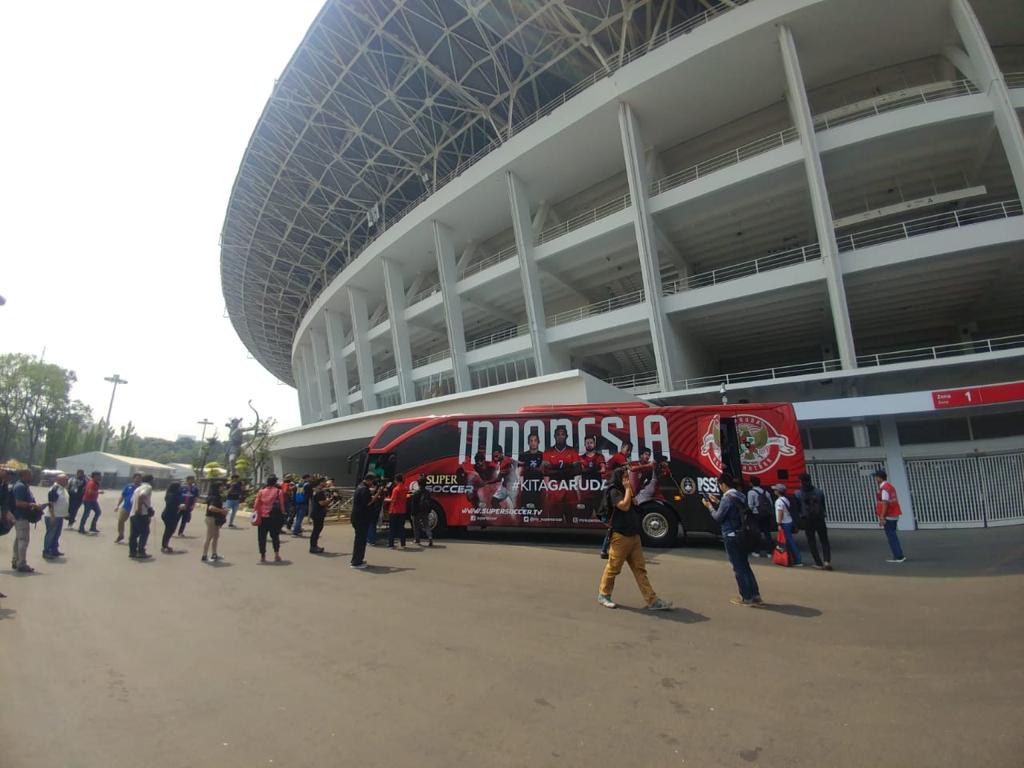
873, 469, 906, 563
746, 476, 774, 557
411, 474, 433, 547
115, 473, 142, 544
308, 477, 329, 554
11, 469, 43, 573
291, 474, 311, 536
78, 471, 103, 534
67, 469, 86, 528
350, 473, 380, 569
129, 474, 155, 560
703, 472, 763, 606
177, 476, 199, 537
224, 474, 244, 528
386, 473, 409, 549
44, 473, 70, 559
796, 473, 832, 570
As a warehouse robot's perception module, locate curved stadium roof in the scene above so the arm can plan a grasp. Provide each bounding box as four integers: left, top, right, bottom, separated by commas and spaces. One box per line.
221, 0, 733, 385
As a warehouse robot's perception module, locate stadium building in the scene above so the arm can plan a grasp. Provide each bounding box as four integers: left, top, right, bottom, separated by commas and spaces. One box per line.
222, 0, 1024, 528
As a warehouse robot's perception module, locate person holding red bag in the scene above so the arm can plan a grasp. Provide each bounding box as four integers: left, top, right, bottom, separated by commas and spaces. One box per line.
773, 483, 803, 567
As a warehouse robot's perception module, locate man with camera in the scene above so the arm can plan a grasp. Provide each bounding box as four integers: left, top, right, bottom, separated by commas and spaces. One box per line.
703, 472, 763, 607
10, 468, 43, 573
350, 473, 385, 569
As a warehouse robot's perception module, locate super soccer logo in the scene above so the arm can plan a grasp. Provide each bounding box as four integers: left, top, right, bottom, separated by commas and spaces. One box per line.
699, 414, 796, 474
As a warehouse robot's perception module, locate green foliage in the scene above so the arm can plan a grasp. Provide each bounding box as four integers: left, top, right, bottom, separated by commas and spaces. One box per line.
118, 421, 138, 456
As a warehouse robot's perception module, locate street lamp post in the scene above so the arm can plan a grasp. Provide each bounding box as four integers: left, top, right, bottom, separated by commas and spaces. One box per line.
99, 374, 128, 453
197, 419, 214, 443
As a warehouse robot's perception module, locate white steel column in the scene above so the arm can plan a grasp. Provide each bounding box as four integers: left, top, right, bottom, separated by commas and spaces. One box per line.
779, 25, 857, 370
879, 416, 916, 531
324, 309, 351, 417
298, 344, 323, 422
293, 360, 311, 425
347, 286, 377, 411
951, 0, 1024, 205
309, 325, 334, 418
506, 171, 553, 375
618, 102, 684, 392
432, 220, 470, 392
381, 257, 416, 404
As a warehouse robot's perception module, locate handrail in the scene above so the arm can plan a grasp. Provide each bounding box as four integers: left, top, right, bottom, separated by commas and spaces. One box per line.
856, 334, 1024, 367
547, 288, 646, 327
836, 199, 1023, 252
465, 324, 530, 351
675, 359, 844, 390
813, 79, 979, 131
458, 244, 518, 280
535, 193, 631, 246
373, 367, 396, 383
664, 242, 821, 294
650, 127, 799, 197
411, 348, 451, 368
408, 283, 441, 305
308, 1, 753, 308
605, 371, 661, 394
1006, 72, 1024, 89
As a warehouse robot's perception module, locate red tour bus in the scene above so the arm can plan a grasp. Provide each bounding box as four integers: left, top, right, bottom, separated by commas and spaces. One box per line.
358, 402, 806, 547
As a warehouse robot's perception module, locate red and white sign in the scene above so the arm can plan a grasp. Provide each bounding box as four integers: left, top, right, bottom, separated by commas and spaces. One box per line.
932, 381, 1024, 409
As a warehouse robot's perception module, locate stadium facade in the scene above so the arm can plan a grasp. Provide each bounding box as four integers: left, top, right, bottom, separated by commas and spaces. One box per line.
222, 0, 1024, 528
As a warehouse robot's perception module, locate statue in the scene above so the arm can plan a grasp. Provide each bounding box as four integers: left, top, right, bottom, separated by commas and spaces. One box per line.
225, 403, 259, 476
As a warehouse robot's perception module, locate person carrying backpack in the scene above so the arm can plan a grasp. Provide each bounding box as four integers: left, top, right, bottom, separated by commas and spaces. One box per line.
411, 474, 433, 547
796, 473, 832, 570
703, 472, 763, 606
291, 474, 311, 536
746, 477, 774, 558
773, 483, 803, 567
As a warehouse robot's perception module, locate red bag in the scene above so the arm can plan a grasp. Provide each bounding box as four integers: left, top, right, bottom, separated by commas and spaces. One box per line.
772, 528, 791, 567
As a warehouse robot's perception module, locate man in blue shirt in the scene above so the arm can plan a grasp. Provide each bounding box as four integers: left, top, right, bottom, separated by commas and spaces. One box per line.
703, 472, 763, 607
291, 474, 311, 536
115, 473, 142, 544
177, 476, 199, 536
10, 469, 43, 573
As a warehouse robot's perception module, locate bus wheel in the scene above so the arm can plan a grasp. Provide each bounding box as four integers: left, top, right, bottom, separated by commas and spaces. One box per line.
639, 504, 678, 548
429, 502, 448, 538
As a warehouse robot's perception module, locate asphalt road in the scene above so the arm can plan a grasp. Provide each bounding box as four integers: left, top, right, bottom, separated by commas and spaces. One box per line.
2, 496, 1022, 768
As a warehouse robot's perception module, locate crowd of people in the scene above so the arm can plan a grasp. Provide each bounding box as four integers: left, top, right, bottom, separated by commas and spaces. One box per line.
1, 462, 907, 609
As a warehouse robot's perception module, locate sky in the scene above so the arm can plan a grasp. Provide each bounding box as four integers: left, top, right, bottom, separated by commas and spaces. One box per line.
0, 0, 326, 442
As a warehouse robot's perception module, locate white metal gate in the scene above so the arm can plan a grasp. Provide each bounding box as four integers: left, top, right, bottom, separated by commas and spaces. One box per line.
906, 451, 1024, 529
805, 461, 880, 527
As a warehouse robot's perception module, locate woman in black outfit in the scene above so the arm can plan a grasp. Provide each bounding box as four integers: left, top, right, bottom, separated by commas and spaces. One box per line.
161, 481, 183, 553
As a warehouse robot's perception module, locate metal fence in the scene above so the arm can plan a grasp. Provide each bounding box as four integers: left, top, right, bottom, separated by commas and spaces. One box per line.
805, 461, 882, 527
906, 451, 1024, 529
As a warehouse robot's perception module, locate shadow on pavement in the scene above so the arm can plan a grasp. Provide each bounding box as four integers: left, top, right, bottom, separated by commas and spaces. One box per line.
312, 552, 346, 558
362, 565, 414, 575
618, 605, 711, 624
0, 607, 15, 620
209, 561, 234, 568
757, 603, 822, 618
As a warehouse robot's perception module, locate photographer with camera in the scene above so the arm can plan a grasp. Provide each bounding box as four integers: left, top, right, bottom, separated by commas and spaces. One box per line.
596, 466, 672, 611
10, 468, 43, 573
703, 473, 763, 607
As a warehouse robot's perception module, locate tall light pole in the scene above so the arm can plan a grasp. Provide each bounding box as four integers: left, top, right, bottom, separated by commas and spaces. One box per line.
99, 374, 128, 453
197, 419, 214, 443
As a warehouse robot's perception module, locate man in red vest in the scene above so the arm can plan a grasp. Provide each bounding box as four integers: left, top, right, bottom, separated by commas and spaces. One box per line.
872, 469, 906, 563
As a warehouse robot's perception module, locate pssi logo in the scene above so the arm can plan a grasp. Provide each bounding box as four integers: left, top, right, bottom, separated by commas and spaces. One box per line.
699, 414, 795, 474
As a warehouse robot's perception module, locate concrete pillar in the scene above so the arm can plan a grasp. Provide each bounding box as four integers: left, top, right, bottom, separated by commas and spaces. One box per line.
779, 25, 858, 370
951, 0, 1024, 206
381, 257, 416, 403
292, 360, 311, 425
432, 220, 470, 392
879, 416, 916, 531
347, 286, 377, 411
309, 325, 334, 418
618, 102, 686, 391
506, 171, 554, 375
324, 309, 351, 417
298, 344, 323, 422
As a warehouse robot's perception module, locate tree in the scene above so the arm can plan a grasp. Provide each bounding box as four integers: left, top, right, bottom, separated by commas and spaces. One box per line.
117, 421, 138, 456
0, 353, 76, 465
0, 353, 35, 460
42, 399, 94, 467
243, 417, 277, 486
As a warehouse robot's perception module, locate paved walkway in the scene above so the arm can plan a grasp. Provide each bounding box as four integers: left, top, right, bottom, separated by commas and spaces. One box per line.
1, 503, 1022, 768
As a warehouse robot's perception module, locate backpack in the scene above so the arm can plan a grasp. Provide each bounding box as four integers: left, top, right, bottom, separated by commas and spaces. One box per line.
597, 488, 613, 524
413, 485, 432, 514
753, 487, 773, 517
735, 494, 762, 555
800, 489, 823, 521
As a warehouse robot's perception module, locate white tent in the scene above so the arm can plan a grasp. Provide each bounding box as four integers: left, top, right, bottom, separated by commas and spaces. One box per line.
56, 452, 173, 482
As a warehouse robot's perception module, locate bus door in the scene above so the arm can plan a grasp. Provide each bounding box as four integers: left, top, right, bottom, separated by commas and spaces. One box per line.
718, 416, 743, 480
365, 452, 396, 482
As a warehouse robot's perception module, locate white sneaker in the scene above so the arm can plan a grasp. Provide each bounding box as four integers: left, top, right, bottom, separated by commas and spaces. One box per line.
886, 557, 907, 563
644, 598, 673, 611
597, 594, 617, 609
350, 562, 369, 570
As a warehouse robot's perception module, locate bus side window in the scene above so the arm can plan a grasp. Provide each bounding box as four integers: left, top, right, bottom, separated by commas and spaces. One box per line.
718, 417, 742, 480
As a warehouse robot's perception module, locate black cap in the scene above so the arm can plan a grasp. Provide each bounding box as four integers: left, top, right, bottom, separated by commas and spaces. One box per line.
872, 468, 887, 480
